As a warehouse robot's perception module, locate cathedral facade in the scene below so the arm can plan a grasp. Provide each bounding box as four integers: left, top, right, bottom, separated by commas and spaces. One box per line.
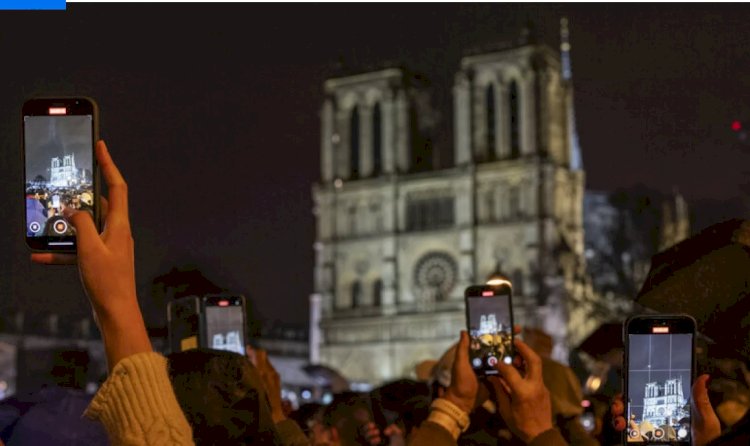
311, 36, 602, 385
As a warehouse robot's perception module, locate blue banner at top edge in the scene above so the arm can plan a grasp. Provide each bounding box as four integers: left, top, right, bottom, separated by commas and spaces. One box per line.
0, 0, 66, 10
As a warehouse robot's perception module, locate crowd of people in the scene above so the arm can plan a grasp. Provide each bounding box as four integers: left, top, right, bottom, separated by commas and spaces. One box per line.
25, 185, 94, 237
4, 140, 749, 445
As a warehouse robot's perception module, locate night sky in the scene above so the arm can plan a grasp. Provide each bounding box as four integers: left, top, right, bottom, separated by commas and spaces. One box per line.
2, 3, 750, 332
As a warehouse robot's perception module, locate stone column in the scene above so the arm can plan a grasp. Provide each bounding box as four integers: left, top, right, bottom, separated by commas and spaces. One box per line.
395, 90, 410, 172
453, 71, 472, 165
335, 109, 351, 179
381, 236, 397, 315
309, 293, 323, 364
521, 73, 536, 156
382, 91, 396, 174
321, 98, 335, 182
472, 80, 486, 161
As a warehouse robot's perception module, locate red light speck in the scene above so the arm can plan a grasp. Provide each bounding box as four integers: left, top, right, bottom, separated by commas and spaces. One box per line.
732, 121, 742, 132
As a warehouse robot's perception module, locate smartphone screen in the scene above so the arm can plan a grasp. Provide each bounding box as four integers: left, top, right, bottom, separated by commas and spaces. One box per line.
625, 315, 695, 444
23, 98, 98, 251
202, 296, 246, 356
465, 284, 514, 375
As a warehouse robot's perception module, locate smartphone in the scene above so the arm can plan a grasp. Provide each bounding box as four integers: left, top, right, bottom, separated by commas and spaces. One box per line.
167, 296, 202, 354
623, 314, 696, 444
464, 282, 514, 375
22, 97, 99, 252
202, 295, 247, 356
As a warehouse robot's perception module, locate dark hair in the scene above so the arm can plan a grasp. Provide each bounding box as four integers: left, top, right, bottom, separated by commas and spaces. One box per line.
290, 402, 324, 438
322, 391, 374, 446
50, 349, 90, 390
167, 349, 281, 446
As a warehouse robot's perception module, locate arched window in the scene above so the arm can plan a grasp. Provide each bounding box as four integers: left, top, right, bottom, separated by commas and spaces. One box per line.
509, 81, 520, 158
350, 107, 360, 178
486, 84, 496, 161
509, 186, 521, 218
52, 158, 60, 168
373, 279, 383, 307
351, 281, 362, 308
372, 103, 382, 176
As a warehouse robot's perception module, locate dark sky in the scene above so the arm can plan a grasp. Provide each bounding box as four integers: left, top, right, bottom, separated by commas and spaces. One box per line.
2, 3, 750, 331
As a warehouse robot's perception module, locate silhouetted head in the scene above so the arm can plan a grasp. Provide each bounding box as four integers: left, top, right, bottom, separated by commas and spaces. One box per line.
167, 348, 281, 446
322, 392, 375, 446
50, 349, 90, 390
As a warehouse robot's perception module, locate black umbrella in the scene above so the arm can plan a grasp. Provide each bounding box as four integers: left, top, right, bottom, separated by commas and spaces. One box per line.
635, 219, 750, 360
577, 322, 623, 361
302, 364, 350, 393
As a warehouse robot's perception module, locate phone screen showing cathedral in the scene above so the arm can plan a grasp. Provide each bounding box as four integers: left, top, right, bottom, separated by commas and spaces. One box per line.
204, 305, 245, 355
626, 333, 692, 443
467, 295, 513, 375
24, 115, 94, 241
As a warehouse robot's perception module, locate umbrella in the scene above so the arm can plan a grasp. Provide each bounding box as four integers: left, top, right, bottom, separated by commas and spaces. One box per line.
576, 322, 623, 361
636, 219, 750, 360
303, 364, 350, 393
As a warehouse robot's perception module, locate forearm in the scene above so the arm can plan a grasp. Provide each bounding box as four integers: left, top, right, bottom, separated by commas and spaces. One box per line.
96, 299, 153, 372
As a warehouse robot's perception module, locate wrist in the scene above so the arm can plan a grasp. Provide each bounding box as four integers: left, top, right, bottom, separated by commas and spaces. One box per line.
428, 397, 470, 440
443, 391, 473, 414
271, 410, 286, 424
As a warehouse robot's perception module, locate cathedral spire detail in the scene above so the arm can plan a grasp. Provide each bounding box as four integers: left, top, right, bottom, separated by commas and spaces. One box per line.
561, 17, 583, 171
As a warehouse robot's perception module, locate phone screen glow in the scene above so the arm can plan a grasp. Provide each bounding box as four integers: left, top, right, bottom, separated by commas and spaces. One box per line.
626, 333, 693, 443
24, 115, 94, 240
204, 305, 245, 355
467, 294, 513, 374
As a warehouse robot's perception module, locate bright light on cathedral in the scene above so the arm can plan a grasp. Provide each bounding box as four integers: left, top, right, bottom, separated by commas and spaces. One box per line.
49, 154, 87, 187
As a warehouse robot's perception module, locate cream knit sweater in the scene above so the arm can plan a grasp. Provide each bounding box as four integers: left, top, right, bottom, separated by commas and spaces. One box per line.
85, 352, 195, 446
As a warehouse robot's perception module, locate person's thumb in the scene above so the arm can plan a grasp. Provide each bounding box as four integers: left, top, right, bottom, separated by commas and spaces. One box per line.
64, 208, 100, 254
691, 374, 721, 446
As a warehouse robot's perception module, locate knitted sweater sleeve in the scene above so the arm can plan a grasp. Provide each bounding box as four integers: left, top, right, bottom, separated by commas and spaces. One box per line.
84, 352, 194, 446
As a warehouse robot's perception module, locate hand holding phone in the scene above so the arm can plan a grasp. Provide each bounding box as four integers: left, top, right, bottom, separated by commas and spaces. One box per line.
464, 283, 514, 375
23, 97, 100, 252
623, 314, 696, 444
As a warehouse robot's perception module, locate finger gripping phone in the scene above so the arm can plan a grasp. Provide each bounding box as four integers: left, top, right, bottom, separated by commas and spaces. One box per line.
464, 282, 514, 376
22, 97, 100, 252
623, 314, 696, 445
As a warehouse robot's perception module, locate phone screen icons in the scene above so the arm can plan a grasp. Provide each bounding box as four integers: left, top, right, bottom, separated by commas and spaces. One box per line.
28, 221, 41, 233
53, 220, 68, 234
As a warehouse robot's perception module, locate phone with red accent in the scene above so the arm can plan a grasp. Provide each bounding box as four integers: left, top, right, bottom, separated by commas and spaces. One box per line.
623, 314, 696, 444
168, 295, 247, 356
22, 97, 100, 252
464, 282, 514, 376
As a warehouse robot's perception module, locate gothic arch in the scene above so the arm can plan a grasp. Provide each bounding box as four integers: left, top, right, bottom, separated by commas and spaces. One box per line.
372, 102, 382, 175
508, 80, 521, 158
485, 83, 496, 161
351, 280, 362, 308
372, 279, 383, 307
350, 106, 360, 178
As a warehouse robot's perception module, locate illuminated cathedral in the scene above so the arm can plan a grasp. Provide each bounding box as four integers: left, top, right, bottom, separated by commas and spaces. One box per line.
309, 22, 605, 385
